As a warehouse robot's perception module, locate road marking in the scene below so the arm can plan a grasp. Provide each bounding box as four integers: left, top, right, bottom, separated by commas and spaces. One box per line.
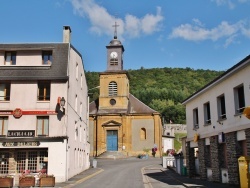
63, 169, 104, 188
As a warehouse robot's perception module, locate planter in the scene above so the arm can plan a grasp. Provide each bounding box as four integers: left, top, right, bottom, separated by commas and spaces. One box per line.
139, 154, 148, 159
19, 176, 35, 188
0, 176, 13, 188
39, 175, 55, 187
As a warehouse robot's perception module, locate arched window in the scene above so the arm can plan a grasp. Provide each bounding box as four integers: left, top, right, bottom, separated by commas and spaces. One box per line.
140, 128, 146, 140
109, 81, 117, 96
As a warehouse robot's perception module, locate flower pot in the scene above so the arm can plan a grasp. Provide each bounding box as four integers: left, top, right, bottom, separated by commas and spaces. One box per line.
19, 176, 35, 187
0, 176, 14, 188
39, 175, 55, 187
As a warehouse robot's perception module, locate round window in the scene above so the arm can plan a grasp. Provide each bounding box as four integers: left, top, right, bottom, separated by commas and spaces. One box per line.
110, 99, 116, 105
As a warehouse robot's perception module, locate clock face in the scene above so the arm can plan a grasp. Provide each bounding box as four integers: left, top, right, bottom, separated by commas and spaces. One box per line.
110, 51, 118, 58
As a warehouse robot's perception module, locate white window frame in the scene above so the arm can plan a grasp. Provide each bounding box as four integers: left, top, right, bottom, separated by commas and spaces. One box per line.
234, 84, 245, 114
76, 62, 79, 80
37, 81, 50, 101
5, 51, 16, 65
42, 51, 52, 65
37, 116, 49, 136
0, 82, 10, 101
193, 108, 199, 129
217, 94, 226, 120
204, 102, 211, 125
0, 117, 8, 135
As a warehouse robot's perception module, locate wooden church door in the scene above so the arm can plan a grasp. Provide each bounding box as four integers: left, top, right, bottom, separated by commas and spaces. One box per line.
107, 130, 118, 151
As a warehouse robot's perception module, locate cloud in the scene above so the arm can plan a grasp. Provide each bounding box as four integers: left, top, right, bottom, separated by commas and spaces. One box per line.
140, 7, 163, 35
71, 0, 163, 39
169, 19, 250, 47
224, 34, 239, 47
211, 0, 249, 9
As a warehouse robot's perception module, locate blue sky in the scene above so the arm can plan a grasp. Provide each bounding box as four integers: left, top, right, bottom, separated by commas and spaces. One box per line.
1, 0, 250, 72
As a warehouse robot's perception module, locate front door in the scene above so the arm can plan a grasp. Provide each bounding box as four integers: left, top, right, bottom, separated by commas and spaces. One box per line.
107, 130, 118, 151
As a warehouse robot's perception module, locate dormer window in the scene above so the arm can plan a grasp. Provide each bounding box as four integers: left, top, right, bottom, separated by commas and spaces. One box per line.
5, 52, 16, 65
42, 51, 52, 65
109, 81, 117, 96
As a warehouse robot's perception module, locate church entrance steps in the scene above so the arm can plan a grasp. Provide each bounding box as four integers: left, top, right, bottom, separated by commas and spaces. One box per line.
97, 151, 128, 159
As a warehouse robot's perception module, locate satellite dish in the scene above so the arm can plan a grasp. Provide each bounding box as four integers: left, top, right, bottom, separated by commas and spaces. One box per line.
243, 106, 250, 120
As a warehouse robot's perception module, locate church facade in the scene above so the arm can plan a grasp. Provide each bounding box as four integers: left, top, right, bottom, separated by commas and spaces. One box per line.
89, 27, 162, 157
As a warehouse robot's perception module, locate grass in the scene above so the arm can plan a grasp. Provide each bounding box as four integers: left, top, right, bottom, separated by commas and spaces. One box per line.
174, 133, 187, 152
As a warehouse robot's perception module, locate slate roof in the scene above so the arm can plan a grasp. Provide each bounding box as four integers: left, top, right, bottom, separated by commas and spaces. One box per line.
89, 93, 159, 115
0, 43, 72, 81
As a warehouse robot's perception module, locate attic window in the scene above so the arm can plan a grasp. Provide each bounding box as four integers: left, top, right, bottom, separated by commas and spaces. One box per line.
42, 51, 52, 65
109, 81, 117, 96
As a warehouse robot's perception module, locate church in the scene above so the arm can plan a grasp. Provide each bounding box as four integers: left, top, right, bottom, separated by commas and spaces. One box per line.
89, 23, 162, 157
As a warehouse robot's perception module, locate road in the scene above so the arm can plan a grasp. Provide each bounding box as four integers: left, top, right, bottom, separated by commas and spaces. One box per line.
67, 157, 238, 188
73, 157, 160, 188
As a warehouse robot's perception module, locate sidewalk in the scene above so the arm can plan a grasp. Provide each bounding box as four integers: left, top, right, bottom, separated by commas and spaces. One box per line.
55, 167, 103, 188
143, 164, 239, 188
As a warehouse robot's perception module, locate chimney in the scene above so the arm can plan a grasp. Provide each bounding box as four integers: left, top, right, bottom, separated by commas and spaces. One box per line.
63, 26, 71, 43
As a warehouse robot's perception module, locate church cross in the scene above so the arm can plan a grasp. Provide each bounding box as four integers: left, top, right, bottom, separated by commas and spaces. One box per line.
112, 21, 119, 39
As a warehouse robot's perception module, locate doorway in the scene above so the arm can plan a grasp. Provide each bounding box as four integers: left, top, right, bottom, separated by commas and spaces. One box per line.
107, 130, 118, 151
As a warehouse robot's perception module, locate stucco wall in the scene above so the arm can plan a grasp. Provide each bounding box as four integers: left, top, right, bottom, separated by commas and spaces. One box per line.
132, 118, 154, 151
185, 64, 250, 141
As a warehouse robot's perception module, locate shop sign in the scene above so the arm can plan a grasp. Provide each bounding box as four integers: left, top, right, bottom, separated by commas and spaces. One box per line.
13, 108, 22, 118
2, 141, 40, 147
0, 109, 57, 118
7, 130, 35, 137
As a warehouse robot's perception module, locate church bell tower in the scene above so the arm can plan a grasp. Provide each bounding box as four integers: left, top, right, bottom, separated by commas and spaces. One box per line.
98, 22, 129, 112
106, 22, 124, 71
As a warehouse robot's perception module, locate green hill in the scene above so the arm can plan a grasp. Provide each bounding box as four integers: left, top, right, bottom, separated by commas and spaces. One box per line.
85, 67, 223, 124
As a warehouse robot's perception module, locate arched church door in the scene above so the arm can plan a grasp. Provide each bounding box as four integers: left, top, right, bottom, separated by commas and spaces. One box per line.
107, 130, 118, 151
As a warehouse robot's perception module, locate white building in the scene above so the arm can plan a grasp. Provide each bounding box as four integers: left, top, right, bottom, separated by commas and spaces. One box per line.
182, 55, 250, 185
0, 26, 90, 183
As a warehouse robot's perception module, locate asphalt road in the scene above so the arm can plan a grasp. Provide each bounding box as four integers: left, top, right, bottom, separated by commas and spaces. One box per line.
73, 157, 160, 188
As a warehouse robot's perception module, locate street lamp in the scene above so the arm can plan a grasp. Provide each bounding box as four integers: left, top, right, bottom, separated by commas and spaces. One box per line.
56, 97, 66, 115
60, 97, 66, 107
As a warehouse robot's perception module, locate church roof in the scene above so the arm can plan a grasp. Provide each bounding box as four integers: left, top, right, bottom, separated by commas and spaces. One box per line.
108, 38, 122, 46
89, 93, 159, 116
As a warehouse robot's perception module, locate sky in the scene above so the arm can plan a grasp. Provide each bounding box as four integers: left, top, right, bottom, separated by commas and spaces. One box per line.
1, 0, 250, 72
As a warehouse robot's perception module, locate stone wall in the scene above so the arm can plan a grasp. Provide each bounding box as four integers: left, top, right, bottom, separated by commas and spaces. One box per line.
245, 128, 250, 156
210, 136, 221, 182
198, 139, 207, 179
225, 132, 240, 185
186, 142, 196, 177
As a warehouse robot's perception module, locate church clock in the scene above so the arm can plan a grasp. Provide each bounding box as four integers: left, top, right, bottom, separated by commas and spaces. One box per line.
110, 51, 118, 58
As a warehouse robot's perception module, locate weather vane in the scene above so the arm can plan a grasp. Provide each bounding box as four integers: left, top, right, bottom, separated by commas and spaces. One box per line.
112, 21, 119, 39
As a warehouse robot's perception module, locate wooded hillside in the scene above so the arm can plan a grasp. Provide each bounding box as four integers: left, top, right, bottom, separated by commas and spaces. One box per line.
85, 67, 223, 124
